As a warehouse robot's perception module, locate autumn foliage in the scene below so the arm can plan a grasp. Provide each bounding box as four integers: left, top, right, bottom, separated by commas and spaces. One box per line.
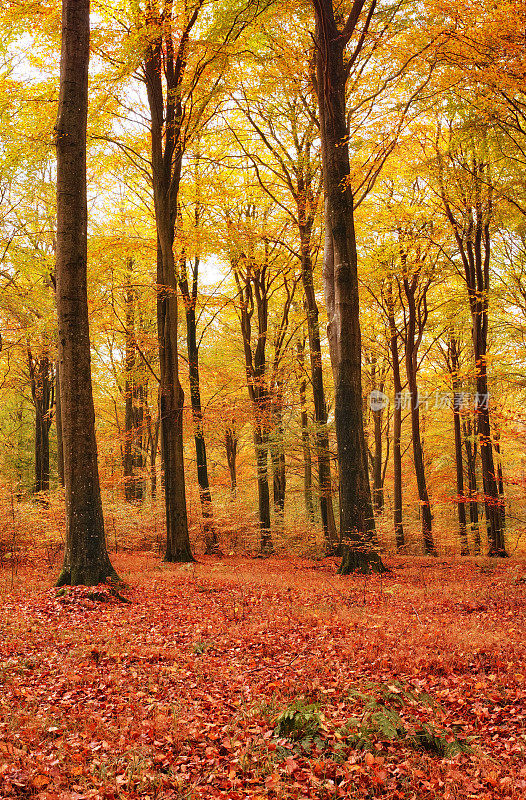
0, 555, 525, 799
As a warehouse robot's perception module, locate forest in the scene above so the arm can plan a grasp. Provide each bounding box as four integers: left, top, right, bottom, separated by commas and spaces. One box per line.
0, 0, 525, 798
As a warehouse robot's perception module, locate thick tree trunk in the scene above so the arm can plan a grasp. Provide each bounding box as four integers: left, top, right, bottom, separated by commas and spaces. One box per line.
54, 0, 117, 586
314, 1, 385, 574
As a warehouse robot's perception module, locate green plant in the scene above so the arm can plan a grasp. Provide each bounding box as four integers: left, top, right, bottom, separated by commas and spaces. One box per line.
273, 698, 323, 741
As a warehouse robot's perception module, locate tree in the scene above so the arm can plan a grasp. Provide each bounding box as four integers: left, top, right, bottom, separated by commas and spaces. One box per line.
142, 0, 197, 563
27, 342, 54, 495
54, 0, 118, 586
312, 0, 385, 573
436, 128, 507, 556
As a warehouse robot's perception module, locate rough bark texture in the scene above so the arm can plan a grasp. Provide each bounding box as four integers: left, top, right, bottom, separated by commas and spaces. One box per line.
144, 4, 195, 562
54, 0, 117, 586
313, 0, 385, 574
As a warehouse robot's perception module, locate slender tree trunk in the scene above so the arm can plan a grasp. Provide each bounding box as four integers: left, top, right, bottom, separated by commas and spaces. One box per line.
463, 416, 481, 553
144, 3, 194, 561
386, 286, 405, 550
313, 0, 385, 574
270, 385, 286, 534
29, 350, 53, 495
438, 151, 506, 556
369, 358, 385, 513
225, 421, 238, 496
449, 335, 469, 555
54, 0, 117, 586
55, 358, 64, 487
255, 425, 272, 551
156, 243, 193, 562
123, 264, 137, 502
179, 257, 218, 554
297, 337, 315, 521
300, 230, 337, 549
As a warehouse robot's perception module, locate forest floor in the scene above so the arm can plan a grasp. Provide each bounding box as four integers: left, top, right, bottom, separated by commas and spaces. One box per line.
0, 554, 525, 799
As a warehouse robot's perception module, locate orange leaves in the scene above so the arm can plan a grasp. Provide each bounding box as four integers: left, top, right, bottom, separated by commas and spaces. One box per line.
0, 555, 525, 798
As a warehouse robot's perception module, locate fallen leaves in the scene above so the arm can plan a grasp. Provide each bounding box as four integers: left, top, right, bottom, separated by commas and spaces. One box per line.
0, 554, 524, 798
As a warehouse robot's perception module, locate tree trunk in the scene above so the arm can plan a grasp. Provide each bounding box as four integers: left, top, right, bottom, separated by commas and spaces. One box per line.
55, 358, 64, 487
225, 419, 238, 496
156, 243, 193, 562
54, 0, 117, 586
368, 358, 385, 513
313, 0, 385, 574
386, 284, 405, 550
300, 229, 337, 550
463, 416, 481, 554
448, 335, 469, 555
255, 425, 272, 552
144, 4, 194, 562
438, 149, 506, 556
297, 337, 315, 521
179, 256, 218, 554
270, 386, 286, 534
29, 348, 54, 495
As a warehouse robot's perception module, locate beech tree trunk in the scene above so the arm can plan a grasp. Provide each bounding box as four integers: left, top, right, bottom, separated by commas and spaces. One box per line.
313, 0, 385, 574
463, 416, 481, 553
233, 259, 273, 553
144, 4, 195, 562
386, 283, 405, 550
270, 385, 286, 534
439, 151, 506, 556
55, 358, 64, 487
402, 274, 435, 555
448, 334, 469, 555
297, 337, 315, 521
300, 230, 338, 550
123, 262, 146, 502
54, 0, 117, 586
225, 418, 238, 496
28, 347, 54, 495
179, 256, 218, 554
